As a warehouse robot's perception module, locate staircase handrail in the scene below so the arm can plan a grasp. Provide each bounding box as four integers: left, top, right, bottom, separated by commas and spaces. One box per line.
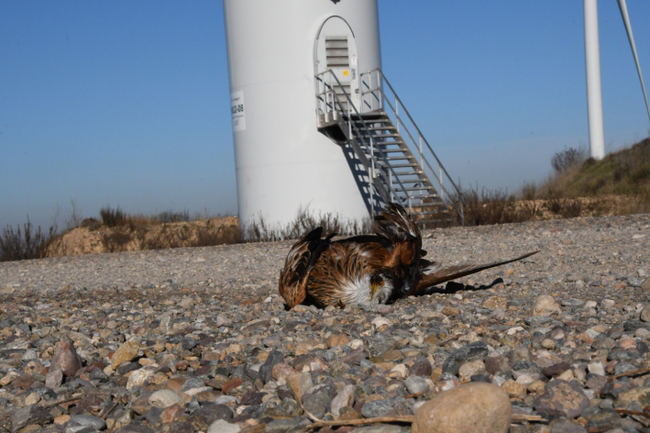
315, 69, 418, 213
360, 68, 464, 224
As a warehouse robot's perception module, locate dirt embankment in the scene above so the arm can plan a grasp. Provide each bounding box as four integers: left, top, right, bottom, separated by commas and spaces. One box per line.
45, 216, 241, 257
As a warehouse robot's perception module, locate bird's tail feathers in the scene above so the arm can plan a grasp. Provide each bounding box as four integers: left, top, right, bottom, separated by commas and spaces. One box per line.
410, 250, 540, 295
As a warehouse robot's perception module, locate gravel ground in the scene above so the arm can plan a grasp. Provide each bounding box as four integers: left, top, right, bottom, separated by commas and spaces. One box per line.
0, 214, 649, 433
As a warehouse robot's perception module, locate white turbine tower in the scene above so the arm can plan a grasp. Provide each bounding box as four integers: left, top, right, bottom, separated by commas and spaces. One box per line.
583, 0, 650, 160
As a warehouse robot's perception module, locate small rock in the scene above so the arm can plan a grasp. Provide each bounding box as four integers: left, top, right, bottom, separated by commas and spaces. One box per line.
533, 295, 561, 316
404, 376, 430, 395
11, 405, 53, 432
111, 341, 140, 369
326, 334, 350, 348
258, 350, 283, 384
361, 397, 410, 418
126, 367, 155, 390
287, 372, 313, 401
45, 368, 63, 389
389, 363, 408, 379
640, 304, 650, 322
502, 379, 526, 398
331, 384, 356, 417
412, 382, 511, 433
149, 389, 184, 408
409, 357, 433, 377
69, 414, 107, 430
51, 337, 82, 376
587, 361, 605, 376
534, 379, 589, 419
458, 359, 485, 381
372, 316, 391, 331
442, 341, 488, 375
549, 419, 588, 433
207, 419, 240, 433
302, 384, 336, 419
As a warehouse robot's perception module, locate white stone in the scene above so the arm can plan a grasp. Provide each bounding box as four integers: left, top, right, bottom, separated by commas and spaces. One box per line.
601, 299, 616, 308
533, 295, 561, 316
347, 339, 364, 350
588, 361, 605, 376
506, 326, 525, 336
126, 367, 154, 390
405, 375, 431, 395
371, 316, 391, 330
208, 419, 240, 433
148, 389, 183, 408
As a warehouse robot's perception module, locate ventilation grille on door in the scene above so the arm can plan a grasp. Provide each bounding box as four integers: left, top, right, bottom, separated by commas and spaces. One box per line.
325, 37, 349, 68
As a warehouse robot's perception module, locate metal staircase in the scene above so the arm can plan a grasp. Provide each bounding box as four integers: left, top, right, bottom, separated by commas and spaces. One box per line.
315, 68, 464, 227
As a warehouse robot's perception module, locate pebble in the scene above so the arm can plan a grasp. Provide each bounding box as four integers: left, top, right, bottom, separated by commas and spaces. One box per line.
331, 384, 356, 416
148, 389, 184, 408
0, 214, 648, 432
111, 341, 140, 369
534, 295, 562, 316
534, 379, 589, 418
207, 419, 240, 433
412, 382, 511, 433
640, 304, 650, 322
51, 337, 82, 376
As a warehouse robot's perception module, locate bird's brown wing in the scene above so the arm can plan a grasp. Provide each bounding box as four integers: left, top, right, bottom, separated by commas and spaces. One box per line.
408, 250, 539, 295
278, 227, 333, 308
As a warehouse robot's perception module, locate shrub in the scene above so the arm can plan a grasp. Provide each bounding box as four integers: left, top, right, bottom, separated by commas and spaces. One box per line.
0, 220, 57, 261
551, 147, 587, 174
100, 206, 127, 227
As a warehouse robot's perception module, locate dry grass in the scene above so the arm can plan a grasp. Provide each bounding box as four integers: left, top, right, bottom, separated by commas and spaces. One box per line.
0, 220, 57, 261
244, 207, 371, 241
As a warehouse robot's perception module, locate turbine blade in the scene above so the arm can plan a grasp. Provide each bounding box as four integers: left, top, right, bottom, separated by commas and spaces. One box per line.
617, 0, 650, 123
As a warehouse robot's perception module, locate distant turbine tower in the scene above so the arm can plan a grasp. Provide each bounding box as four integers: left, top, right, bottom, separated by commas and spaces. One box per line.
583, 0, 650, 160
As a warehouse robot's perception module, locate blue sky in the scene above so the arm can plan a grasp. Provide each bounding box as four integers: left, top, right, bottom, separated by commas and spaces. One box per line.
1, 1, 649, 229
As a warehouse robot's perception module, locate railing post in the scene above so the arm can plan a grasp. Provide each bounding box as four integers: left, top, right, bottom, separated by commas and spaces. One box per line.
395, 95, 399, 134
438, 163, 444, 202
370, 135, 375, 214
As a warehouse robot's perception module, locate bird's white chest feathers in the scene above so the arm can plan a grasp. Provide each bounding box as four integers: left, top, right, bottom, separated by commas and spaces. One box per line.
341, 274, 393, 306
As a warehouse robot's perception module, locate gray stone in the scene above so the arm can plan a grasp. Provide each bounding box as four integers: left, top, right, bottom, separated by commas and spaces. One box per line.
442, 341, 488, 375
12, 405, 53, 431
404, 375, 430, 395
330, 384, 356, 417
116, 424, 156, 433
258, 349, 283, 384
69, 414, 107, 430
302, 383, 336, 419
640, 304, 650, 322
534, 380, 589, 419
46, 368, 64, 389
549, 419, 588, 433
361, 397, 411, 418
264, 417, 308, 433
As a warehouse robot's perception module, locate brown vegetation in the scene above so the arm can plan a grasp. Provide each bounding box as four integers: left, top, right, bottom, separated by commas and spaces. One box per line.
1, 138, 648, 261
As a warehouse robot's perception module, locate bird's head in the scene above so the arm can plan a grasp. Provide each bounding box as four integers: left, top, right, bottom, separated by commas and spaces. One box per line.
370, 272, 393, 304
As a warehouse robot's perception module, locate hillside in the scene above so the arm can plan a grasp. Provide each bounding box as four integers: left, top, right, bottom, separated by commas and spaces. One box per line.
550, 137, 650, 200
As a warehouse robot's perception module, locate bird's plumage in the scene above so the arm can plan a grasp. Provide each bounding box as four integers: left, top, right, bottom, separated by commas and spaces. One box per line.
278, 203, 538, 309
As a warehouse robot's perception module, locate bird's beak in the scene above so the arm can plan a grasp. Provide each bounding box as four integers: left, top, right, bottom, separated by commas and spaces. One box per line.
370, 281, 380, 298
